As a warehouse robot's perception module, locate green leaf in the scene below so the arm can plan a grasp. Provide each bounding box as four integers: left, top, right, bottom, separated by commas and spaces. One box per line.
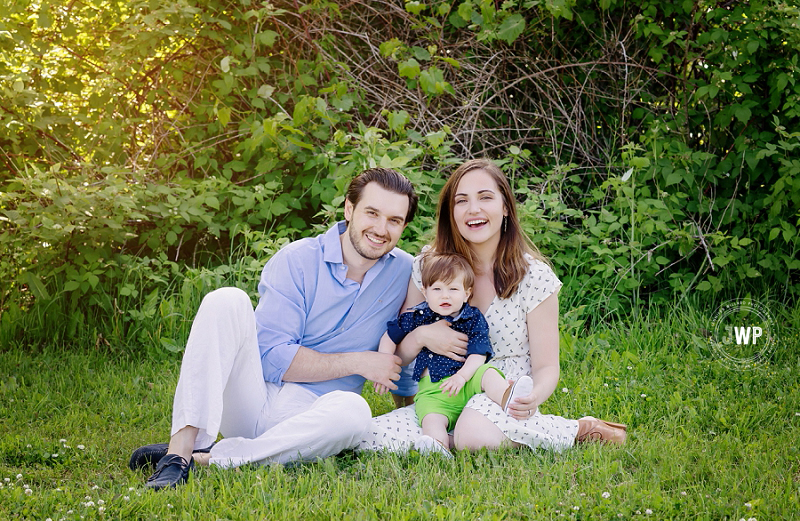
24, 272, 51, 300
411, 46, 431, 61
733, 105, 751, 124
379, 38, 404, 58
497, 14, 526, 44
258, 30, 278, 47
217, 107, 231, 127
160, 338, 184, 353
387, 110, 410, 132
398, 58, 421, 79
221, 56, 231, 73
258, 84, 275, 98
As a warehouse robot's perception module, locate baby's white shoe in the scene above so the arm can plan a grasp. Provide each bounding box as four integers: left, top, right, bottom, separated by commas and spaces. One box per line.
501, 375, 535, 415
414, 435, 454, 459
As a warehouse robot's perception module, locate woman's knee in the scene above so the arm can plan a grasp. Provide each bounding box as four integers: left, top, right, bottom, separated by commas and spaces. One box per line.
453, 407, 512, 451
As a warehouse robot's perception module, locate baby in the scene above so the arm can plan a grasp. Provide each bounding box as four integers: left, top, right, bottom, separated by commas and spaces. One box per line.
375, 252, 532, 457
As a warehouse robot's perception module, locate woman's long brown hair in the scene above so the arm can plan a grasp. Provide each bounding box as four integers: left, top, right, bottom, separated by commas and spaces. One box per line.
432, 158, 549, 299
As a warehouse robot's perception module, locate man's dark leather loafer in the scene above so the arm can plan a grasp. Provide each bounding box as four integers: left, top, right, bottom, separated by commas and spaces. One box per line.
129, 442, 214, 471
145, 454, 194, 490
129, 443, 169, 471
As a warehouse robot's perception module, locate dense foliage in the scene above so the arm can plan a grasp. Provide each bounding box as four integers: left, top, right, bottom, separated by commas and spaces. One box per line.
1, 0, 798, 349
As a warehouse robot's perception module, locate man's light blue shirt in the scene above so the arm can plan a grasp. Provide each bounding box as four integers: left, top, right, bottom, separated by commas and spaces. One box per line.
255, 221, 413, 396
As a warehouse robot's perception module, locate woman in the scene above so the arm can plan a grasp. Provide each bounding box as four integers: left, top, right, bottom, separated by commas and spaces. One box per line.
358, 158, 626, 452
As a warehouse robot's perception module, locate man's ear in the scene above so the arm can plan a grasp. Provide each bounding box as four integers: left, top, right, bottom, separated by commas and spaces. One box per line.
344, 198, 354, 222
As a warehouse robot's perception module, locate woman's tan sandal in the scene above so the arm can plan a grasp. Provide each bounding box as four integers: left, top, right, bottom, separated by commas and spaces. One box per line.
575, 416, 627, 445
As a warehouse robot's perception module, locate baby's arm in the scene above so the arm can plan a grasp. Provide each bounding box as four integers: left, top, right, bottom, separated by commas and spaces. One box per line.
373, 332, 397, 395
439, 353, 487, 396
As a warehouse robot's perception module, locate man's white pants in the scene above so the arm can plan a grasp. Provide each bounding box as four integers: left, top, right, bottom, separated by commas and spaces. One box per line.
171, 287, 372, 468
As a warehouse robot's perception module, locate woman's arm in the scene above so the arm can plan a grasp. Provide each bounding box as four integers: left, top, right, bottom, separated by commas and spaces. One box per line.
394, 279, 469, 365
504, 291, 561, 420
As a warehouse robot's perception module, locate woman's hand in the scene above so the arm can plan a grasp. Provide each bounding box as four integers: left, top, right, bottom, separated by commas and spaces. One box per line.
412, 320, 468, 362
505, 381, 539, 421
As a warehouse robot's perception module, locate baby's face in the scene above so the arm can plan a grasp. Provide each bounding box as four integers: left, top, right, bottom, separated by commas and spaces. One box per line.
422, 275, 471, 317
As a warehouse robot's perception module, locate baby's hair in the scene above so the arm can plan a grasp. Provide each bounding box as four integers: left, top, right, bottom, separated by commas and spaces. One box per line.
420, 252, 475, 290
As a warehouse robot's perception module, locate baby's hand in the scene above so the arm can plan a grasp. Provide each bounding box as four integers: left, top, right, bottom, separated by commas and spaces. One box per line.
439, 374, 466, 397
373, 382, 390, 395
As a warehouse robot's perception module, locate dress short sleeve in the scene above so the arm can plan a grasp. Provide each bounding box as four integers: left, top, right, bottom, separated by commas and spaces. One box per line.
521, 257, 563, 314
411, 246, 432, 292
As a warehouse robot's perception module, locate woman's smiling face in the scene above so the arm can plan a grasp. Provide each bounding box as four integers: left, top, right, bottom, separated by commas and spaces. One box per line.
452, 169, 508, 247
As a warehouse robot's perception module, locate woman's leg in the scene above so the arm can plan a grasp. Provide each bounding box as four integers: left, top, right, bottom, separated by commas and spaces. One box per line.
452, 407, 520, 451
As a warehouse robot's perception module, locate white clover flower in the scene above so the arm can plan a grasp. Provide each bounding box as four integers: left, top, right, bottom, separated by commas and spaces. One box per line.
641, 394, 647, 398
602, 491, 611, 499
562, 387, 570, 393
4, 478, 9, 482
97, 499, 105, 506
25, 488, 33, 495
86, 501, 95, 507
16, 474, 22, 479
167, 504, 173, 509
681, 491, 687, 496
627, 366, 633, 370
60, 439, 67, 443
748, 518, 757, 521
85, 496, 92, 501
77, 445, 85, 450
795, 412, 800, 417
573, 506, 580, 511
618, 514, 624, 518
744, 503, 752, 509
123, 496, 130, 501
128, 487, 135, 491
26, 444, 32, 448
604, 383, 609, 387
52, 453, 59, 458
98, 507, 105, 514
645, 509, 653, 515
92, 485, 99, 490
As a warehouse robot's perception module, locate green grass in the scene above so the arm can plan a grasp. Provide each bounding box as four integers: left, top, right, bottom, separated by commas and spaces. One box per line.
1, 303, 799, 520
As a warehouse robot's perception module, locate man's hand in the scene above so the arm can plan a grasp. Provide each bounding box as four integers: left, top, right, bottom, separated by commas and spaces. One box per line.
414, 320, 468, 362
439, 373, 466, 397
358, 351, 402, 391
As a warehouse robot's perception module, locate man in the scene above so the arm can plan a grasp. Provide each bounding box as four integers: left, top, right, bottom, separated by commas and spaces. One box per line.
129, 168, 418, 489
